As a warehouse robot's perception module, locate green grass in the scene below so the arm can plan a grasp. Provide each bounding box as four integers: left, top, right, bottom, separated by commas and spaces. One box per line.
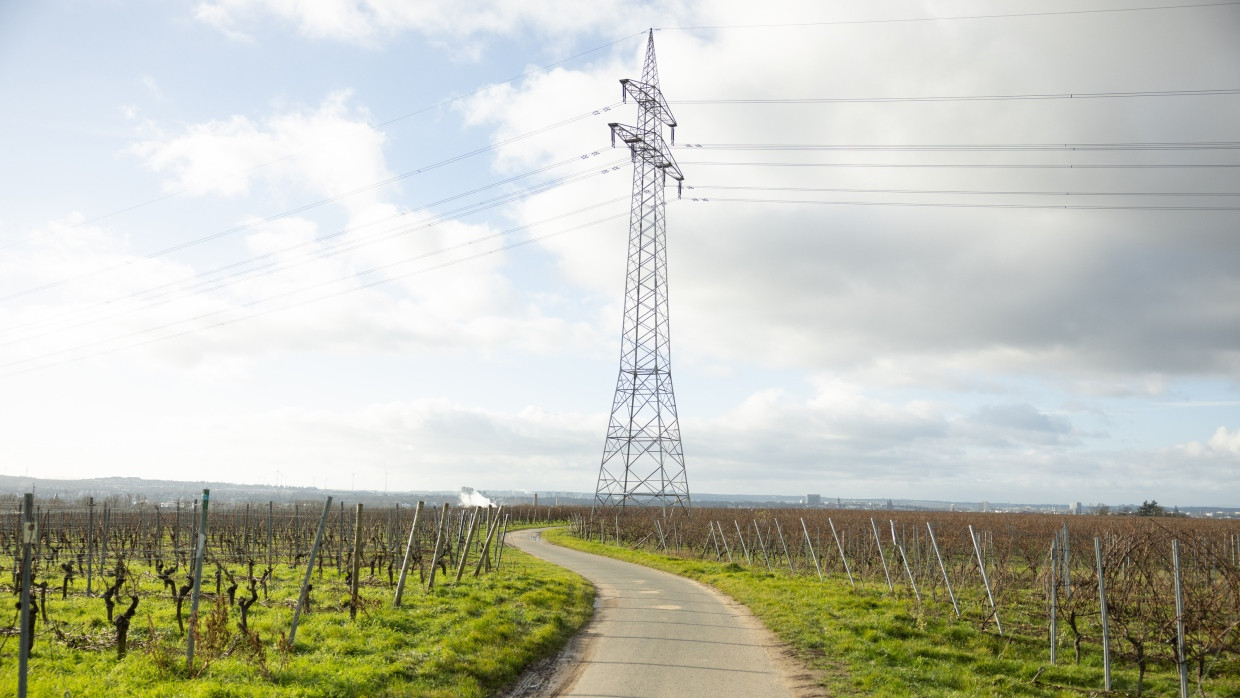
3, 547, 593, 697
545, 529, 1238, 697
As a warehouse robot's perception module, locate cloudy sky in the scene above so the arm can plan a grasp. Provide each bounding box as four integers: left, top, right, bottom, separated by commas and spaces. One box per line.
2, 0, 1238, 505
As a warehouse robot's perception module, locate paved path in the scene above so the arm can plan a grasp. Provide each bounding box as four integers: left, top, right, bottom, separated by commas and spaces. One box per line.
508, 528, 813, 698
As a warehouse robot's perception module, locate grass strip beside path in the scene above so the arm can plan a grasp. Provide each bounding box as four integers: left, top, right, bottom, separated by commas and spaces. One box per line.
2, 546, 592, 697
543, 528, 1202, 697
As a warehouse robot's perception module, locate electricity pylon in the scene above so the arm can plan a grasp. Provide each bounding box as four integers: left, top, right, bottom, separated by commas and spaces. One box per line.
594, 31, 689, 510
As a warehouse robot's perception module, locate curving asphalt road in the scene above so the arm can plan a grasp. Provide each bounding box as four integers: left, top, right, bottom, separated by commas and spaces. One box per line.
507, 528, 815, 698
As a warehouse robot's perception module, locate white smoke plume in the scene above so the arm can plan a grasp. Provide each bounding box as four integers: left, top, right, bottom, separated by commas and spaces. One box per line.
458, 486, 493, 507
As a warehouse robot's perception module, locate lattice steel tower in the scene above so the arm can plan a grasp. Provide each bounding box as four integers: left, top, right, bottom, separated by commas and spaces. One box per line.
594, 31, 689, 509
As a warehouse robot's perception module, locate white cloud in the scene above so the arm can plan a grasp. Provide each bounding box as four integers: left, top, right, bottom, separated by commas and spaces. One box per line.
193, 0, 694, 48
0, 92, 611, 379
1178, 425, 1240, 458
129, 91, 389, 211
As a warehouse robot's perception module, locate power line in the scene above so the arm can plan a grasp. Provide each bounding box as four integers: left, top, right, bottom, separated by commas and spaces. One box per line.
0, 209, 631, 379
680, 141, 1240, 152
0, 159, 629, 347
0, 192, 629, 351
658, 2, 1240, 30
671, 88, 1240, 104
687, 185, 1240, 197
683, 196, 1240, 211
678, 161, 1240, 169
5, 32, 647, 248
0, 104, 622, 304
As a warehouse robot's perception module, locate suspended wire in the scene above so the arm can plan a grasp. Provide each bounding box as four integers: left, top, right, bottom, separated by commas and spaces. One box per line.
687, 185, 1240, 197
5, 32, 647, 247
679, 142, 1240, 152
678, 160, 1240, 169
0, 103, 623, 304
1, 188, 628, 351
0, 157, 630, 347
672, 88, 1240, 104
0, 209, 631, 380
658, 2, 1240, 30
683, 197, 1240, 211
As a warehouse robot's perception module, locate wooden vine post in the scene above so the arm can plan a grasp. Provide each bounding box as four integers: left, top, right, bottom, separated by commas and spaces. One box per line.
1049, 538, 1059, 664
266, 501, 273, 571
86, 496, 94, 596
350, 502, 363, 620
494, 514, 510, 570
186, 488, 210, 673
454, 507, 481, 583
18, 493, 34, 698
289, 496, 333, 646
426, 503, 450, 590
393, 501, 424, 607
473, 507, 504, 577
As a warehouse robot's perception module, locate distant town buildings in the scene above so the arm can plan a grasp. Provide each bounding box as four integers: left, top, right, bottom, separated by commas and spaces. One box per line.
805, 494, 821, 506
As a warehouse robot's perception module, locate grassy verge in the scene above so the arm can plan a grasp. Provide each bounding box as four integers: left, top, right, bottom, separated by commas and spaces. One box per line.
2, 547, 592, 697
545, 529, 1229, 697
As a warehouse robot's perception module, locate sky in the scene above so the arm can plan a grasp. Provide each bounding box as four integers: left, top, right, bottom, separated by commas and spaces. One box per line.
1, 0, 1238, 506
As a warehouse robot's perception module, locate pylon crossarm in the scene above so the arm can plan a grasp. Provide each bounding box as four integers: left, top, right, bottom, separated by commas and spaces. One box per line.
619, 79, 677, 131
608, 124, 684, 181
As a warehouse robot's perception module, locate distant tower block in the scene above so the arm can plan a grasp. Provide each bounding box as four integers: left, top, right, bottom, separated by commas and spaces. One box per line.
594, 31, 689, 510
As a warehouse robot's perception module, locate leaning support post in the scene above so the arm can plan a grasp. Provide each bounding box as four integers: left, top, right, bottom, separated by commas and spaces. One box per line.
393, 501, 424, 607
968, 524, 1002, 635
753, 521, 773, 572
454, 507, 481, 583
289, 496, 332, 645
473, 507, 504, 577
890, 520, 920, 602
733, 520, 752, 565
774, 519, 795, 573
1095, 536, 1111, 692
18, 493, 34, 698
186, 488, 210, 672
800, 518, 822, 580
926, 522, 960, 617
494, 514, 510, 571
716, 522, 734, 563
829, 518, 855, 588
870, 518, 894, 591
426, 503, 450, 590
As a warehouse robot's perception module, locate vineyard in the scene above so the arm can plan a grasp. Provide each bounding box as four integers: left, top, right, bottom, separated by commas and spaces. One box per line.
564, 507, 1240, 696
6, 491, 1239, 696
2, 491, 587, 697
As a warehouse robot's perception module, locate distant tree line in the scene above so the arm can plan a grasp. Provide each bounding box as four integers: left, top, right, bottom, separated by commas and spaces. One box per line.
1090, 500, 1185, 517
